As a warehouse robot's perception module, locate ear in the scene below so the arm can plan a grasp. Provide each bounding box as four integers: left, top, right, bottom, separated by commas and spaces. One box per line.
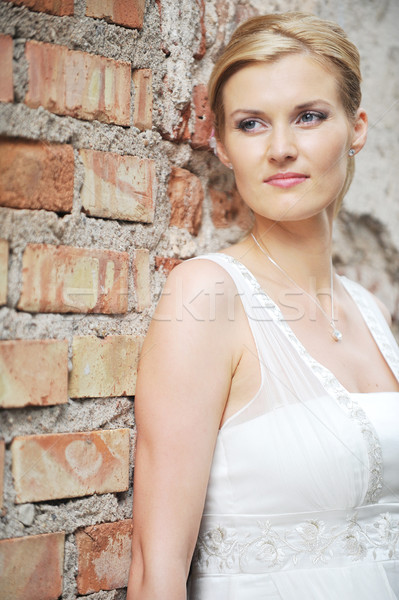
350, 108, 368, 154
215, 137, 233, 169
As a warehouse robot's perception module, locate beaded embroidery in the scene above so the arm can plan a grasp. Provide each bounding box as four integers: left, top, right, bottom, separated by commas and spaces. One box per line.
194, 512, 399, 573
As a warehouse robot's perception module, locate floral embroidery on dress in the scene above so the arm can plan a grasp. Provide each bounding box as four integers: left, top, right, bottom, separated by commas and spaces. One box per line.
193, 513, 399, 573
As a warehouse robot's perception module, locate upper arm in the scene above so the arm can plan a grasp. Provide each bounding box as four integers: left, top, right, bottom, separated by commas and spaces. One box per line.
131, 259, 240, 585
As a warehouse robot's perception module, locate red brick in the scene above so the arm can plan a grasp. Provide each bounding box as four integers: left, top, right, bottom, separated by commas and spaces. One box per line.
0, 137, 74, 212
133, 249, 150, 311
12, 429, 130, 503
17, 244, 129, 314
0, 339, 68, 408
191, 84, 213, 150
86, 0, 145, 29
0, 439, 4, 510
25, 41, 131, 126
210, 187, 254, 230
69, 335, 141, 398
154, 256, 182, 275
0, 35, 13, 102
0, 532, 65, 600
168, 167, 203, 235
193, 0, 206, 60
80, 149, 155, 223
132, 68, 152, 130
76, 519, 133, 593
0, 239, 8, 305
160, 93, 191, 142
7, 0, 74, 16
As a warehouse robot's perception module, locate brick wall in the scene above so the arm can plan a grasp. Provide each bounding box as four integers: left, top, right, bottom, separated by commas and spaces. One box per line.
0, 1, 398, 598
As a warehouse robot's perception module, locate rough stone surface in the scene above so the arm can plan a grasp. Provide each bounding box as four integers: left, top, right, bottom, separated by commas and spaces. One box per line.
0, 238, 8, 305
7, 0, 74, 16
0, 439, 4, 510
0, 338, 68, 408
0, 34, 13, 102
155, 256, 183, 275
69, 335, 141, 398
25, 41, 131, 125
86, 0, 146, 30
12, 428, 130, 503
18, 244, 129, 314
76, 519, 133, 594
168, 166, 204, 235
0, 531, 65, 600
132, 68, 153, 130
133, 248, 151, 311
80, 149, 155, 223
210, 186, 254, 230
0, 137, 74, 212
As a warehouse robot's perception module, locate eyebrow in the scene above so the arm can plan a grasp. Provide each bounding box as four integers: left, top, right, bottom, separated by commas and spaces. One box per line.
228, 100, 333, 119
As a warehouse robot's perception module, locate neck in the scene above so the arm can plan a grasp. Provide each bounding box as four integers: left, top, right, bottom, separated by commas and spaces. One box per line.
251, 215, 334, 292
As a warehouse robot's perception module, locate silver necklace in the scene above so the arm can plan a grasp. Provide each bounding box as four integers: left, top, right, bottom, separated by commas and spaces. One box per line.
251, 233, 343, 342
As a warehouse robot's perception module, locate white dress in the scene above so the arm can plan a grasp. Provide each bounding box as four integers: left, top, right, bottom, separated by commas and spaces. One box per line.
187, 253, 399, 600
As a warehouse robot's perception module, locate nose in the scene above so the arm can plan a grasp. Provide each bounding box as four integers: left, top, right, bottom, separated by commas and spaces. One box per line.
266, 124, 298, 163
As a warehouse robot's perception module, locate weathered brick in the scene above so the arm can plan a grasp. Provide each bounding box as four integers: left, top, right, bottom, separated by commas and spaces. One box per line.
0, 439, 4, 510
12, 429, 130, 503
0, 239, 8, 305
168, 167, 203, 235
86, 0, 145, 29
80, 149, 155, 223
17, 244, 129, 314
0, 532, 65, 600
133, 68, 152, 130
210, 187, 254, 230
160, 94, 191, 142
133, 249, 151, 311
0, 138, 74, 212
25, 41, 131, 126
76, 519, 133, 594
0, 35, 13, 103
69, 335, 141, 398
7, 0, 74, 16
155, 256, 182, 275
0, 339, 68, 409
193, 0, 206, 60
191, 84, 213, 150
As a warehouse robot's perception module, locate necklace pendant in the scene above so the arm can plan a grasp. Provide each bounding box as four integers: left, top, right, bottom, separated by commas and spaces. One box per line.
331, 328, 343, 342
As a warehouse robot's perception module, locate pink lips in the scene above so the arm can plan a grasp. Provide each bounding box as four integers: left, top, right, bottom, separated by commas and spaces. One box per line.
265, 172, 309, 188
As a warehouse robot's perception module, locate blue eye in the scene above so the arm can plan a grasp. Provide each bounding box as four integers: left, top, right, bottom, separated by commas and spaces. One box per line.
298, 111, 327, 124
237, 119, 262, 132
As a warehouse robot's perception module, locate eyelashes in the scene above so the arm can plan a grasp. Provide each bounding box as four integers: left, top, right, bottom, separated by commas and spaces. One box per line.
235, 111, 329, 133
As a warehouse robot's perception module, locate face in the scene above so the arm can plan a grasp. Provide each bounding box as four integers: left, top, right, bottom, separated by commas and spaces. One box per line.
216, 54, 367, 223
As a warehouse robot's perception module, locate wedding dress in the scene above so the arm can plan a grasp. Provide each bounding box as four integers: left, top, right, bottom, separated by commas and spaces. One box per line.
187, 253, 399, 600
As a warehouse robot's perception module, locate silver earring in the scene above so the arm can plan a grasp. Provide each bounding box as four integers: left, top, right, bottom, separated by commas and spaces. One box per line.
348, 149, 355, 157
228, 163, 233, 170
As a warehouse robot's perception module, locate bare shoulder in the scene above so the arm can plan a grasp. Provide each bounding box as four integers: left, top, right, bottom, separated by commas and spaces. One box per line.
156, 256, 239, 323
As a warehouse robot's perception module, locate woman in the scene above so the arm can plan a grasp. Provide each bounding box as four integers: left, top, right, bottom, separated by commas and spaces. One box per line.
127, 13, 399, 600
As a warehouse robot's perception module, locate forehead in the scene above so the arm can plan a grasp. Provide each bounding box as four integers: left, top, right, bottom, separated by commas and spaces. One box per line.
222, 53, 342, 112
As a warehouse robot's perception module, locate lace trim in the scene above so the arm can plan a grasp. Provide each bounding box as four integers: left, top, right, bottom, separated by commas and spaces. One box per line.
213, 254, 385, 504
194, 512, 399, 573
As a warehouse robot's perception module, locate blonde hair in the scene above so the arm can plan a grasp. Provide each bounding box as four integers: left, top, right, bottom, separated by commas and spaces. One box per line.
208, 13, 362, 213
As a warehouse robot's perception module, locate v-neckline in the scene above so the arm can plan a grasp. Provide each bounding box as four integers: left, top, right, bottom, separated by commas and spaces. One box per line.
216, 253, 399, 394
201, 252, 398, 504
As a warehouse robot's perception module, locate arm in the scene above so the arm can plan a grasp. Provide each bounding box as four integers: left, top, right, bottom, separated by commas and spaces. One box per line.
127, 260, 240, 599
